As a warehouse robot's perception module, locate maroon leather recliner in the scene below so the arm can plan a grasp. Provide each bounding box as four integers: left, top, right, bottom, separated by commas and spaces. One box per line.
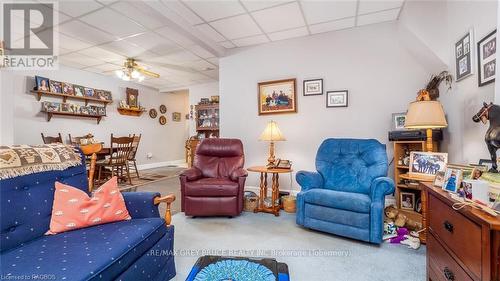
180, 138, 248, 217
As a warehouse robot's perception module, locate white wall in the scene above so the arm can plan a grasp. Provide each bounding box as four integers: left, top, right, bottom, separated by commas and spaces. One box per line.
400, 0, 498, 164
219, 22, 430, 190
0, 66, 189, 167
187, 82, 219, 136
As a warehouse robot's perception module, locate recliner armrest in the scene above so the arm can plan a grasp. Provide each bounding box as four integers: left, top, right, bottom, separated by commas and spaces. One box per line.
230, 168, 248, 181
296, 171, 324, 191
180, 167, 202, 181
370, 177, 395, 201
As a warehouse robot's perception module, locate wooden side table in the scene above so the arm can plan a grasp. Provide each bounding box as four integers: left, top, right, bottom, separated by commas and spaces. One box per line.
247, 166, 293, 216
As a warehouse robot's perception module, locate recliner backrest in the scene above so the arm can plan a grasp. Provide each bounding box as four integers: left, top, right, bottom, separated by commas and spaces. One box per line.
315, 139, 388, 194
194, 138, 244, 178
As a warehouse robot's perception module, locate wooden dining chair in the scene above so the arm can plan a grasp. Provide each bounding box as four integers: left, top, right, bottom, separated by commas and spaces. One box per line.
68, 134, 86, 146
128, 134, 142, 179
41, 133, 63, 144
96, 134, 135, 185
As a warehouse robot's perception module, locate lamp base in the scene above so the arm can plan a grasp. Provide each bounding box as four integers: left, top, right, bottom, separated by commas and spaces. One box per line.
267, 142, 276, 168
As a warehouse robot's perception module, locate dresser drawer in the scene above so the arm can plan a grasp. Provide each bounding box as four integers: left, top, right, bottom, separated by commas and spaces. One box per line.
428, 234, 474, 281
428, 194, 481, 278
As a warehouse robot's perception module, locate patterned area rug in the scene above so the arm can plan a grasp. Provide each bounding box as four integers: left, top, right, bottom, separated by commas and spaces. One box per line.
118, 167, 185, 192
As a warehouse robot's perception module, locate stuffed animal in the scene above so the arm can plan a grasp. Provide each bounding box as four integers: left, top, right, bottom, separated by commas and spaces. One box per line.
401, 235, 421, 250
384, 206, 423, 231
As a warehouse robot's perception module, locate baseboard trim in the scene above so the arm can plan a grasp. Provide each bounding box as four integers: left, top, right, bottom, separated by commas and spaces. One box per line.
137, 159, 186, 171
244, 185, 299, 196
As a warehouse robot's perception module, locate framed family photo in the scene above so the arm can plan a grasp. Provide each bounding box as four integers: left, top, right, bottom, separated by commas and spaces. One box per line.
258, 78, 297, 115
392, 112, 406, 130
409, 151, 448, 178
400, 192, 415, 211
303, 79, 323, 96
455, 29, 474, 81
478, 29, 496, 87
326, 90, 348, 107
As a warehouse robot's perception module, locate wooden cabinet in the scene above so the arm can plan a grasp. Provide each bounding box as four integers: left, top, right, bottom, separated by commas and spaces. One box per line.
422, 182, 500, 281
195, 104, 219, 138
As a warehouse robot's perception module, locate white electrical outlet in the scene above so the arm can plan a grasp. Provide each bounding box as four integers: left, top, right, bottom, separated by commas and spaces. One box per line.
147, 153, 153, 159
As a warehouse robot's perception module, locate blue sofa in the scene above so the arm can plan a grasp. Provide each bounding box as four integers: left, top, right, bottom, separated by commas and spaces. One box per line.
0, 154, 176, 280
296, 139, 394, 244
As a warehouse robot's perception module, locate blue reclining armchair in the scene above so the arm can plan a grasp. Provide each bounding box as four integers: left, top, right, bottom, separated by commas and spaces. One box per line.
296, 139, 394, 244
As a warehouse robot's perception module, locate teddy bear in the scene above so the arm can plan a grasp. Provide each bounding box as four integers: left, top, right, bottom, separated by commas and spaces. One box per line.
384, 205, 423, 231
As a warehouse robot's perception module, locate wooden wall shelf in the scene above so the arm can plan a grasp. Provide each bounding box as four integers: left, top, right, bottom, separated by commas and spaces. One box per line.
32, 90, 113, 107
43, 111, 104, 124
117, 107, 145, 117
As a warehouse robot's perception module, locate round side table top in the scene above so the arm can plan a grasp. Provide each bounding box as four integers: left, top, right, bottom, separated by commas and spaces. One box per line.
247, 166, 293, 174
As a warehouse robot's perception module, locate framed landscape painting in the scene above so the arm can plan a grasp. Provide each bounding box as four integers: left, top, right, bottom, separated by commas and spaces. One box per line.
258, 78, 297, 115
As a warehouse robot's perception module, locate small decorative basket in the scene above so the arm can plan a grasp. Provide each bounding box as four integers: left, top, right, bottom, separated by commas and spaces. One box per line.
244, 191, 258, 212
282, 195, 296, 213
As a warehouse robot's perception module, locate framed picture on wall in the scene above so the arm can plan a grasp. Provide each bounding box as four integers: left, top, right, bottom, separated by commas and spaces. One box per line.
258, 78, 297, 115
35, 76, 50, 91
326, 90, 348, 107
126, 88, 139, 108
477, 29, 496, 87
303, 79, 323, 96
455, 29, 474, 81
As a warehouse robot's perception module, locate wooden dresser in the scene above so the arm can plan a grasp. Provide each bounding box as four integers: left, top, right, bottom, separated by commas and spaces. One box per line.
422, 183, 500, 281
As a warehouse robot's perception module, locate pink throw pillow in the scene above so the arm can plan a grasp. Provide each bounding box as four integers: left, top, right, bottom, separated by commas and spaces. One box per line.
46, 176, 131, 235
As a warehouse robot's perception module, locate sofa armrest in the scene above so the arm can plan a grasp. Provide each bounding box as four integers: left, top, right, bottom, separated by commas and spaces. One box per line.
180, 167, 202, 181
154, 194, 176, 226
230, 168, 248, 181
123, 192, 161, 219
296, 171, 324, 191
370, 177, 395, 202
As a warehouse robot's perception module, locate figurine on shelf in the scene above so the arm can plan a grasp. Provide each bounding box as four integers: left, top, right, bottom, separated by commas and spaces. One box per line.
402, 148, 411, 166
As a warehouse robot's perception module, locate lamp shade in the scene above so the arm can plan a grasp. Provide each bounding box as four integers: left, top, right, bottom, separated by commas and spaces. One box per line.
405, 101, 448, 129
259, 121, 286, 141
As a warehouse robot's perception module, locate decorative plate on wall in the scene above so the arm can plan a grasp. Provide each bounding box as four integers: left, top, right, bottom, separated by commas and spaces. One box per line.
159, 115, 167, 125
159, 104, 167, 114
149, 108, 157, 118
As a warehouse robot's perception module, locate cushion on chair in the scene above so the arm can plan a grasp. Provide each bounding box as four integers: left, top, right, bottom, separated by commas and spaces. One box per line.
1, 218, 168, 281
47, 177, 131, 235
184, 178, 239, 197
303, 189, 371, 213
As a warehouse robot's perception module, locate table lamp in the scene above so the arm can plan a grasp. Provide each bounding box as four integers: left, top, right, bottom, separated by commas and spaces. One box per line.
405, 100, 448, 152
259, 120, 286, 167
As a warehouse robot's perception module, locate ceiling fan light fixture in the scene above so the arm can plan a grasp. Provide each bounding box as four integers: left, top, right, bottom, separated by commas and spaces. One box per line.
131, 69, 140, 79
115, 70, 124, 79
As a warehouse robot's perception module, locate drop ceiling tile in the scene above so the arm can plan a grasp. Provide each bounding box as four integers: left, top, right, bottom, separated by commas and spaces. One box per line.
125, 32, 179, 55
357, 8, 400, 26
188, 45, 215, 59
161, 0, 204, 25
60, 53, 104, 68
269, 27, 308, 41
182, 0, 245, 22
358, 0, 404, 15
211, 14, 261, 40
59, 20, 118, 45
310, 17, 356, 34
182, 60, 217, 71
155, 26, 195, 47
207, 57, 219, 66
109, 2, 166, 29
240, 1, 292, 12
251, 2, 305, 33
58, 33, 93, 51
79, 8, 146, 38
219, 41, 236, 49
233, 34, 269, 47
203, 69, 219, 79
159, 50, 200, 64
100, 40, 150, 58
77, 46, 125, 63
301, 1, 357, 24
58, 58, 87, 69
195, 24, 227, 42
57, 0, 104, 17
91, 63, 121, 72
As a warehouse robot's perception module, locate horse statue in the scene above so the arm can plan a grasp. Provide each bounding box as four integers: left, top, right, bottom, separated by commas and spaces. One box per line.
473, 102, 500, 172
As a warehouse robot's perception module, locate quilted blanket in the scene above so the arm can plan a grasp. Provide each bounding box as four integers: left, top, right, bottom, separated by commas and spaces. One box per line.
0, 144, 82, 180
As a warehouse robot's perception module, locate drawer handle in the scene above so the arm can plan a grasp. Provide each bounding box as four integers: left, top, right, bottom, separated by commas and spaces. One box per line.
443, 267, 455, 281
443, 220, 454, 233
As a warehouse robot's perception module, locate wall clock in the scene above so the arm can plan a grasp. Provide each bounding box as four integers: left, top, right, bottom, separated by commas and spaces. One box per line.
159, 104, 167, 114
159, 115, 167, 125
149, 108, 157, 118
